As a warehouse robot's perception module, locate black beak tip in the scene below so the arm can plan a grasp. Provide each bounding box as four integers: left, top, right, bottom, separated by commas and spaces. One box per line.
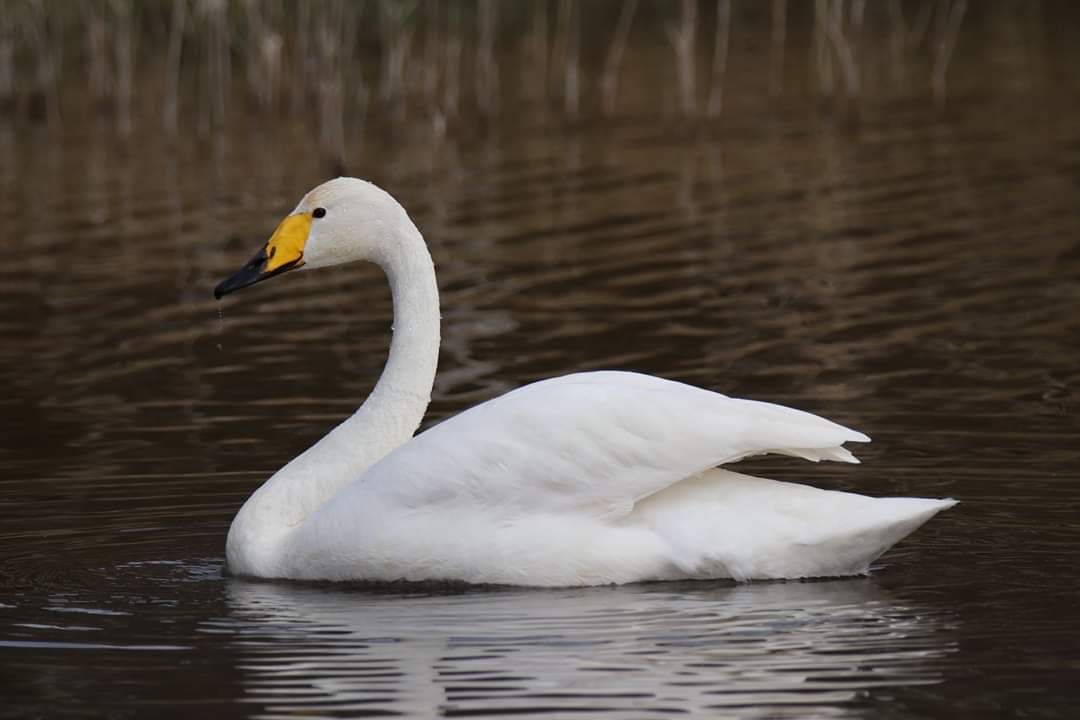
215, 247, 271, 300
213, 271, 256, 300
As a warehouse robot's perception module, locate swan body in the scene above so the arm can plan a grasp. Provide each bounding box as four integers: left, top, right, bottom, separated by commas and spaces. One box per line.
215, 177, 954, 587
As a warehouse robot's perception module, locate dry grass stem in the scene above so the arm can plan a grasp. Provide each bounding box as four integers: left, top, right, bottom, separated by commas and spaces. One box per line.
555, 0, 580, 119
708, 0, 732, 116
164, 0, 187, 133
770, 0, 787, 96
667, 0, 698, 116
601, 0, 638, 115
932, 0, 968, 101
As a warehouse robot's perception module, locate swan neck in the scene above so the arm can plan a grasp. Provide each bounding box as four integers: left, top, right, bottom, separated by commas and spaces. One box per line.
369, 230, 441, 431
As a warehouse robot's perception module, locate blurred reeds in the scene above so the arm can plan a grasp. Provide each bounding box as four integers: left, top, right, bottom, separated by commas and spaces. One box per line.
0, 0, 1071, 154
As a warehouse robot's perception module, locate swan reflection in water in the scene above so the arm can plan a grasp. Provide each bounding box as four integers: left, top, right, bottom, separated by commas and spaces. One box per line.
216, 578, 955, 719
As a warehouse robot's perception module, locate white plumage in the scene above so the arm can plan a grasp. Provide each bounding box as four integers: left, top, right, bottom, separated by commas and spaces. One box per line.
216, 177, 954, 587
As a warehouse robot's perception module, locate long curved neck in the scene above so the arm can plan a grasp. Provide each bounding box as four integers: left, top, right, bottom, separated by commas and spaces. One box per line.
313, 228, 441, 468
226, 220, 440, 576
365, 230, 442, 431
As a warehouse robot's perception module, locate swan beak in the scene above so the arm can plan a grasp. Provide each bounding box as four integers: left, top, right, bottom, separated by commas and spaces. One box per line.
214, 213, 312, 299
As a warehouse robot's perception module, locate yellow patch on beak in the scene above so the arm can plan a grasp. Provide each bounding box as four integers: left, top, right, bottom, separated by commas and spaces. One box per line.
213, 211, 314, 299
265, 212, 312, 273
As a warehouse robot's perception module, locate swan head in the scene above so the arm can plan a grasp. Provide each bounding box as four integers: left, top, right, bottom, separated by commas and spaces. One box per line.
214, 177, 415, 299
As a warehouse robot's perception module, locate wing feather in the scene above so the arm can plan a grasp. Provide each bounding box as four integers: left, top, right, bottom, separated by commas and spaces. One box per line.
347, 371, 869, 518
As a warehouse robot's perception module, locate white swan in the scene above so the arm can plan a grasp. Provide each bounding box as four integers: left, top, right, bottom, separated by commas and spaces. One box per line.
214, 177, 955, 586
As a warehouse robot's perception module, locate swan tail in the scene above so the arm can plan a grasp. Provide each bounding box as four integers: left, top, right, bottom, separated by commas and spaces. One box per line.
634, 469, 956, 581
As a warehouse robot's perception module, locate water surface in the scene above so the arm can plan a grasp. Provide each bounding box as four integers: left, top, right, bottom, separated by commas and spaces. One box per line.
2, 53, 1080, 720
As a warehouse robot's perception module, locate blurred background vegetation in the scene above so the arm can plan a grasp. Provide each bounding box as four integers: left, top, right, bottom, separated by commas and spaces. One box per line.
1, 1, 1075, 161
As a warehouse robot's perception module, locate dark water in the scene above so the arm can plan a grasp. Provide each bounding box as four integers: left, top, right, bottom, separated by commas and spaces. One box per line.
3, 58, 1080, 720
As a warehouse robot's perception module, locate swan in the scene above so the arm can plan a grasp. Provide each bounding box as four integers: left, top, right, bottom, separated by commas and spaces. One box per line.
214, 177, 955, 586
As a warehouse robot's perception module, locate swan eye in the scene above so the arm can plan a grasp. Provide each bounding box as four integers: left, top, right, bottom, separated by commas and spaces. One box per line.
313, 207, 326, 219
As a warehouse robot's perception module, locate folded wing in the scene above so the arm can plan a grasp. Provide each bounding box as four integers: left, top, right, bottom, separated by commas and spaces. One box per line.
356, 371, 869, 519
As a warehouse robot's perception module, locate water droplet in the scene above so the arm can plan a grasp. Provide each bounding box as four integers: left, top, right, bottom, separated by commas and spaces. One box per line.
216, 306, 225, 351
